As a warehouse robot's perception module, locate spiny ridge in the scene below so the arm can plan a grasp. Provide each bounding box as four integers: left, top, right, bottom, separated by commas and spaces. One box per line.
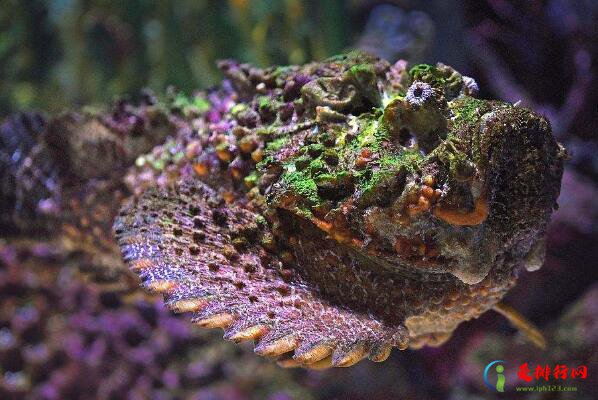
114, 178, 409, 367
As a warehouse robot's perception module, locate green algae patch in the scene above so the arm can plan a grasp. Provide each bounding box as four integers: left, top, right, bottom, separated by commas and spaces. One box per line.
193, 97, 211, 113
308, 158, 327, 175
358, 150, 422, 203
347, 64, 380, 105
244, 171, 259, 188
449, 97, 489, 130
379, 151, 422, 172
354, 116, 390, 152
281, 168, 320, 205
409, 64, 439, 83
266, 137, 290, 153
230, 103, 248, 117
171, 93, 211, 116
257, 96, 276, 114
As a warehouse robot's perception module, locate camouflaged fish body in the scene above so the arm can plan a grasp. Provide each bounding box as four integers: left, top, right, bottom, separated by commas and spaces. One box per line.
114, 51, 565, 367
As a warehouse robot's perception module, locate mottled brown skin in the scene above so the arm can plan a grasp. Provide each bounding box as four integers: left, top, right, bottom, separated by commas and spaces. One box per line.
114, 51, 565, 368
1, 51, 564, 368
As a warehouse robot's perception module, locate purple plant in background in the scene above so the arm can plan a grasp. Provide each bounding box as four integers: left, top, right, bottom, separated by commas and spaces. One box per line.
0, 243, 310, 400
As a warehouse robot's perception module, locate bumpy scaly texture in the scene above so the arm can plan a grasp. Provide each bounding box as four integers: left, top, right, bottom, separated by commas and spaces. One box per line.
114, 51, 565, 368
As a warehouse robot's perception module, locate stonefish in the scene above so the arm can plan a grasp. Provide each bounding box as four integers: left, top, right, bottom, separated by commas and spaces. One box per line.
5, 51, 566, 369
114, 51, 565, 368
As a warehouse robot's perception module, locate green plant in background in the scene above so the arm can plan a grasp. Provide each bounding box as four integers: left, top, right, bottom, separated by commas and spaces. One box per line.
0, 0, 351, 116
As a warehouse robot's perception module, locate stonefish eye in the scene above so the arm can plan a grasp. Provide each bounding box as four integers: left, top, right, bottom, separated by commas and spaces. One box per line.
405, 81, 434, 107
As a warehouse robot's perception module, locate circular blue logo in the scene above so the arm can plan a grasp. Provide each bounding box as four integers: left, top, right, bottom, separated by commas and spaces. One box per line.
484, 360, 506, 392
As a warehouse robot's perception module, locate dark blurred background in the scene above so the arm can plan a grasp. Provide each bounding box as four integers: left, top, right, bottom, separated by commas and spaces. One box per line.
2, 0, 597, 160
3, 0, 595, 142
1, 1, 596, 399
